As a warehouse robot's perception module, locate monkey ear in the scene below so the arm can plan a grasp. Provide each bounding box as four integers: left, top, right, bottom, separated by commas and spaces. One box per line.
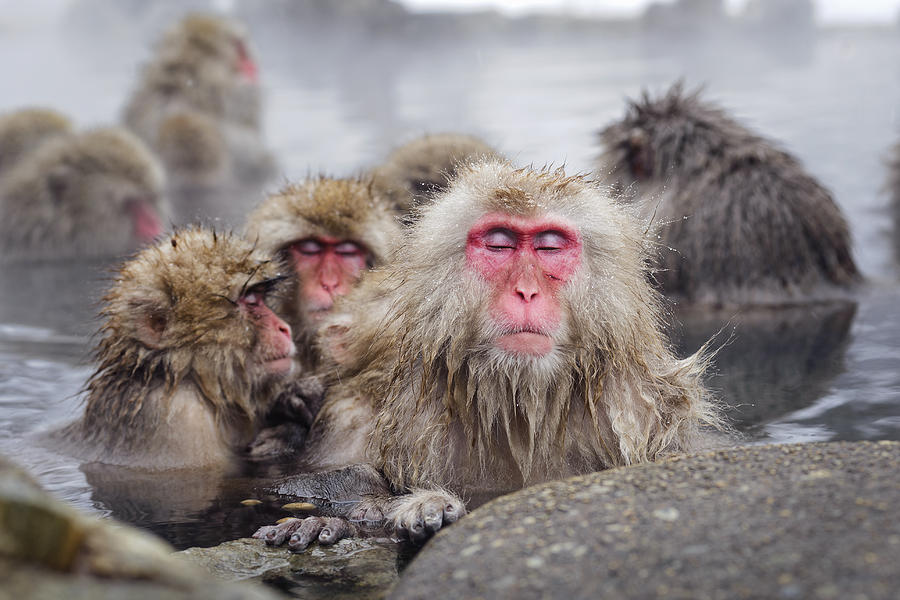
45, 165, 72, 202
135, 309, 168, 349
627, 129, 652, 180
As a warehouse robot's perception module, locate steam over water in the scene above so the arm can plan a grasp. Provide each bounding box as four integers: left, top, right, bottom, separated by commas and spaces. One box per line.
1, 6, 899, 548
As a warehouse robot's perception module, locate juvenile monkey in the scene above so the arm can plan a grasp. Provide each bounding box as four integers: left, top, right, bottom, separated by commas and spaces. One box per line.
57, 227, 295, 470
0, 127, 168, 262
254, 161, 722, 550
596, 82, 860, 307
0, 108, 72, 176
122, 13, 275, 225
371, 132, 502, 224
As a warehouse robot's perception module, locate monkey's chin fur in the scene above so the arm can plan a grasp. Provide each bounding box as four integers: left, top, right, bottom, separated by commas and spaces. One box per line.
264, 356, 295, 377
494, 332, 554, 356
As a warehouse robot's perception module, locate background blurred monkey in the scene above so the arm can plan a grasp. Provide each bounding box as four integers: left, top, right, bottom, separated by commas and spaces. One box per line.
596, 82, 860, 307
122, 13, 276, 226
371, 132, 502, 224
0, 127, 168, 262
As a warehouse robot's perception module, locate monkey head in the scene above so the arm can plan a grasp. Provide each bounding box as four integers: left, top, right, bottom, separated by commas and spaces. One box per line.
244, 177, 399, 353
372, 132, 502, 222
159, 13, 259, 84
0, 127, 169, 261
97, 227, 295, 411
596, 82, 749, 194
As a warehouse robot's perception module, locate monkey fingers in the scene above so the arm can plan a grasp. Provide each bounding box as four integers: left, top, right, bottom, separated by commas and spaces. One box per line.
388, 490, 467, 544
287, 517, 357, 552
253, 517, 304, 546
347, 498, 384, 524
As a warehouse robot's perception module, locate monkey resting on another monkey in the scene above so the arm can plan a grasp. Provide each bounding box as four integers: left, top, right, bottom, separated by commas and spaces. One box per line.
243, 176, 400, 457
55, 227, 296, 470
253, 160, 724, 551
122, 13, 275, 226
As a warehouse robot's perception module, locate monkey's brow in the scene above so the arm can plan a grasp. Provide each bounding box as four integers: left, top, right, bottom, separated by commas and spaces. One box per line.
247, 275, 288, 295
238, 262, 268, 297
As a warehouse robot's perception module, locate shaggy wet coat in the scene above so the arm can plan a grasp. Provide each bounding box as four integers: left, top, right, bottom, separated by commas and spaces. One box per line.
596, 83, 860, 307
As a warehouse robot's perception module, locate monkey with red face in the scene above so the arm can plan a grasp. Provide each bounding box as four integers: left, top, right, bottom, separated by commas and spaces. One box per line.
244, 176, 399, 372
55, 227, 296, 470
253, 161, 722, 549
243, 177, 400, 456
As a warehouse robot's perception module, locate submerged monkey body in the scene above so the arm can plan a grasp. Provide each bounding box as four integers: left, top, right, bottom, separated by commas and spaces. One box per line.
58, 228, 295, 470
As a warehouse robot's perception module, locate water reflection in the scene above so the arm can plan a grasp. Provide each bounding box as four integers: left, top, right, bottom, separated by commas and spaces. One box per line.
671, 301, 857, 435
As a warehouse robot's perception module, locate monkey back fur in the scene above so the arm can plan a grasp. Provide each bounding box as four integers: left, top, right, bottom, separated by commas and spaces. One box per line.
0, 127, 168, 261
66, 227, 286, 465
323, 161, 722, 492
596, 82, 860, 307
0, 107, 72, 176
372, 132, 502, 220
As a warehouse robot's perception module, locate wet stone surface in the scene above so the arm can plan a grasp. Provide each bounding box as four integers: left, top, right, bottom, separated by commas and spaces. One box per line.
179, 537, 401, 600
0, 456, 282, 600
391, 441, 900, 600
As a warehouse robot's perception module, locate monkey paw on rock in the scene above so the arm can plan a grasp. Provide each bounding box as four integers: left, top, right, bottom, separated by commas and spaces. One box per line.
253, 489, 466, 551
385, 489, 466, 543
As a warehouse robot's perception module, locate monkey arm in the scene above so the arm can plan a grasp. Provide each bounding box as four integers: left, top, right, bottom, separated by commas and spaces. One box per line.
253, 465, 466, 550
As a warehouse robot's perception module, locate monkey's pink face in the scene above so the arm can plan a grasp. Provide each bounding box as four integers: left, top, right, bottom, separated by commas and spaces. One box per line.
466, 213, 582, 357
238, 291, 295, 376
288, 237, 369, 320
234, 39, 258, 82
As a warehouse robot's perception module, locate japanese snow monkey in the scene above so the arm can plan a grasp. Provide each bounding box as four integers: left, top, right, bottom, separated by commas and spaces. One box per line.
56, 227, 295, 470
253, 160, 723, 550
595, 82, 860, 307
122, 13, 275, 225
242, 177, 400, 457
244, 176, 400, 373
0, 127, 168, 262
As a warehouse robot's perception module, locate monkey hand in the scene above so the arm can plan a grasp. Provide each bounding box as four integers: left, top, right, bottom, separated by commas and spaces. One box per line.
253, 516, 359, 552
269, 375, 326, 428
385, 489, 467, 544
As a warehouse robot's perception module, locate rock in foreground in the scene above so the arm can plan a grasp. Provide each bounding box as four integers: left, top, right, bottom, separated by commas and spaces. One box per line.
392, 441, 900, 600
180, 537, 400, 600
0, 456, 281, 600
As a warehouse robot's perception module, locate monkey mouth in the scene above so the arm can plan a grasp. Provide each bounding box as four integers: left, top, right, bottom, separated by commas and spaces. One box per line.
264, 353, 295, 375
495, 328, 554, 356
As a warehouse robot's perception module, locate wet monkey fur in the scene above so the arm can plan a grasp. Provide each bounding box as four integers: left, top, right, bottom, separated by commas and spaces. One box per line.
56, 228, 296, 470
0, 127, 168, 262
596, 82, 860, 307
254, 161, 722, 550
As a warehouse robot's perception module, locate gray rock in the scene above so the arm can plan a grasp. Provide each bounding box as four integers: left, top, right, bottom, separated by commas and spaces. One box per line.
391, 441, 900, 600
180, 537, 400, 600
0, 456, 282, 600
